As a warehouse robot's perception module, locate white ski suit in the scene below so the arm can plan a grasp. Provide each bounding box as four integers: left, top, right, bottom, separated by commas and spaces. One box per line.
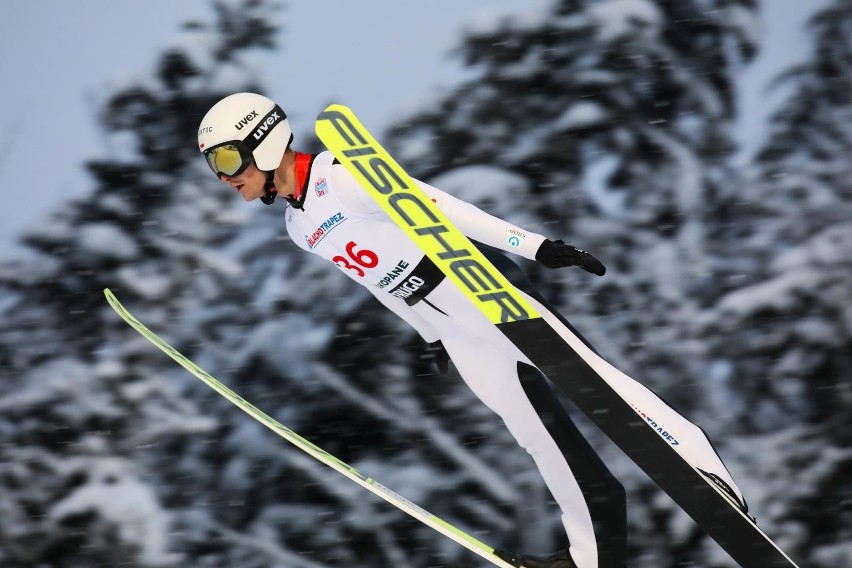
283, 151, 745, 568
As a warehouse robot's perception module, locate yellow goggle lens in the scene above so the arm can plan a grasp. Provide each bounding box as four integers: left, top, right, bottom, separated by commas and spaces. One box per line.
207, 145, 245, 176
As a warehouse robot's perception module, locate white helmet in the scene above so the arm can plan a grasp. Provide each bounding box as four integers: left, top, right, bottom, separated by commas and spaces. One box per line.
197, 92, 293, 175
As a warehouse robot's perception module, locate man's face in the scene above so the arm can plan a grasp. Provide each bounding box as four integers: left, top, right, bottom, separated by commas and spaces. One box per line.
220, 162, 266, 202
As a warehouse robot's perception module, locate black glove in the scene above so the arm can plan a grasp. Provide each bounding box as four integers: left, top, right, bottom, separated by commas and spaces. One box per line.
535, 239, 606, 276
424, 341, 451, 375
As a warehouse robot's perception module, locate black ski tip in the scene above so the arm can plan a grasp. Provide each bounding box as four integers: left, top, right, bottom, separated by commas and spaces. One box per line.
493, 548, 525, 567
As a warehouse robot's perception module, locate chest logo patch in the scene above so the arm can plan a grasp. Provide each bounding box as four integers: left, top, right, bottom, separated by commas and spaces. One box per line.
315, 177, 329, 197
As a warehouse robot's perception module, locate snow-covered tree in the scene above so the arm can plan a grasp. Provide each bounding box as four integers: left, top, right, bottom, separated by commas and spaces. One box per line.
4, 0, 845, 566
388, 0, 759, 403
0, 2, 556, 566
0, 2, 285, 565
387, 1, 761, 565
701, 2, 852, 565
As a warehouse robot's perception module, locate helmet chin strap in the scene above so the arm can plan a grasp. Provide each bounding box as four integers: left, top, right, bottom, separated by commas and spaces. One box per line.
260, 170, 277, 205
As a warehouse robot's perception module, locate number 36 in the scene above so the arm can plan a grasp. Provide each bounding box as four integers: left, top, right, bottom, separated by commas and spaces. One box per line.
333, 241, 379, 277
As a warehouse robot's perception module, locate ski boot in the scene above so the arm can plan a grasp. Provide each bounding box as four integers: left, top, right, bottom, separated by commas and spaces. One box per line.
494, 549, 578, 568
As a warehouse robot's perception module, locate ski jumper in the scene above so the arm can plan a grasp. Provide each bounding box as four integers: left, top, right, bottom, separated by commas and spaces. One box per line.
284, 151, 746, 568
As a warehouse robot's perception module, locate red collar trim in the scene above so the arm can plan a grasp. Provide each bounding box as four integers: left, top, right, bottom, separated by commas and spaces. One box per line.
291, 152, 314, 201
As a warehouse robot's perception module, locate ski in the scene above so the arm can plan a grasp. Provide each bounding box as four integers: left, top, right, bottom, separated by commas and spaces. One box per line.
103, 288, 521, 568
315, 104, 801, 568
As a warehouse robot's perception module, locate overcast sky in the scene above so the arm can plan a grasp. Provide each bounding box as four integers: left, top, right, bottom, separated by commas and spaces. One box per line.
0, 1, 823, 256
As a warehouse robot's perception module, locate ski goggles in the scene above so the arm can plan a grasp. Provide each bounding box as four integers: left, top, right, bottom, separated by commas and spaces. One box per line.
203, 141, 255, 177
